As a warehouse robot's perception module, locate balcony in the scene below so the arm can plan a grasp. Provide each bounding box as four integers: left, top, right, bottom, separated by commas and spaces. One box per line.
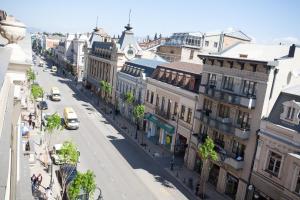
155, 107, 171, 120
239, 96, 256, 109
200, 85, 256, 109
224, 157, 244, 170
234, 127, 250, 140
191, 133, 207, 146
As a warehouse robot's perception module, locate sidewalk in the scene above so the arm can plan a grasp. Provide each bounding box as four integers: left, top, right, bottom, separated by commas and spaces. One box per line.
23, 95, 61, 199
75, 84, 229, 200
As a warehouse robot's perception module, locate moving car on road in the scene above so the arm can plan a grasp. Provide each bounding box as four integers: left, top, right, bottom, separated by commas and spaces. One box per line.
37, 101, 48, 110
50, 87, 61, 101
63, 107, 79, 130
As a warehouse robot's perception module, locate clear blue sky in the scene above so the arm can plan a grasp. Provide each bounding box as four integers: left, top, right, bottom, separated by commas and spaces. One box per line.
2, 0, 300, 43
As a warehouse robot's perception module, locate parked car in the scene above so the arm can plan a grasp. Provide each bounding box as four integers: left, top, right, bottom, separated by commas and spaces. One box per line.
37, 101, 48, 110
41, 113, 51, 127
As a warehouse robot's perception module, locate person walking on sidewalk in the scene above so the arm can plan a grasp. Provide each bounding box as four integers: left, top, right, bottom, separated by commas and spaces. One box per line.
32, 121, 36, 130
44, 187, 53, 200
31, 174, 37, 193
36, 174, 43, 189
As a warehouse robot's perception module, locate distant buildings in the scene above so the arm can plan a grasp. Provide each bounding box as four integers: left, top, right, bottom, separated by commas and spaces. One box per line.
156, 30, 251, 63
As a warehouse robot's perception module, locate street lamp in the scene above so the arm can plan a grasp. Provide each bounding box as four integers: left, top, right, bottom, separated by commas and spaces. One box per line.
96, 187, 103, 200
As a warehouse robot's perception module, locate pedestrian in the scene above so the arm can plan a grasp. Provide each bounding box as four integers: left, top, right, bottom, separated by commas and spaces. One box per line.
31, 174, 36, 193
37, 174, 43, 189
28, 118, 32, 127
29, 113, 33, 120
195, 183, 200, 196
32, 121, 36, 130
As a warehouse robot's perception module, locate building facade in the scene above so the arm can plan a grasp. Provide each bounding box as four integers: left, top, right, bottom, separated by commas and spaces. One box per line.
156, 30, 251, 64
144, 62, 202, 159
0, 13, 33, 200
250, 85, 300, 200
84, 23, 144, 105
186, 43, 300, 200
116, 58, 166, 123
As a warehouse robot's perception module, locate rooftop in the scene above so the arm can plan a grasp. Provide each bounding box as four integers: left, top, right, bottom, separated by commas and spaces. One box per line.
159, 61, 203, 74
128, 58, 166, 69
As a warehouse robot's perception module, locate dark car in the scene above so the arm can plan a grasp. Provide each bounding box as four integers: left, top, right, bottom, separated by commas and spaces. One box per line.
37, 101, 48, 110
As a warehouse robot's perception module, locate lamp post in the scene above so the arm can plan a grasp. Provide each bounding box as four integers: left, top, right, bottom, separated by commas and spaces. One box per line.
96, 187, 103, 200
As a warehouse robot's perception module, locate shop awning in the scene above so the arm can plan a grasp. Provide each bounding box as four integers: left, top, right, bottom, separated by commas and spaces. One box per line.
144, 113, 175, 134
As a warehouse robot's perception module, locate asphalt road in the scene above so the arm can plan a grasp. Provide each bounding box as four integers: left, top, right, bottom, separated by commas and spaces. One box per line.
34, 59, 192, 200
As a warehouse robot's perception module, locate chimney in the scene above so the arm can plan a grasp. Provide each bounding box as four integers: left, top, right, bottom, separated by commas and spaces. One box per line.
288, 44, 296, 57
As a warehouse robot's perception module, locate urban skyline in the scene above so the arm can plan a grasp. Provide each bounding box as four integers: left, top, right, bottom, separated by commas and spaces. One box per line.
2, 0, 300, 44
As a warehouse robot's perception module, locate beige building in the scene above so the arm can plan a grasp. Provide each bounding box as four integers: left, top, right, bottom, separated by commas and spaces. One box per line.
186, 43, 300, 200
0, 13, 33, 200
156, 30, 251, 64
250, 85, 300, 200
144, 62, 202, 159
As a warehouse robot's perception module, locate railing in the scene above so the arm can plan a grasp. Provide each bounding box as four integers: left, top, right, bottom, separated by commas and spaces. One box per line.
199, 84, 256, 109
155, 107, 171, 120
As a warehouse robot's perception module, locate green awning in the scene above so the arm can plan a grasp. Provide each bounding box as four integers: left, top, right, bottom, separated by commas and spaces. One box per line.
145, 113, 175, 134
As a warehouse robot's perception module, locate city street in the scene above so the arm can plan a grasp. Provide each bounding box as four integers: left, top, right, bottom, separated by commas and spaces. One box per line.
35, 59, 193, 200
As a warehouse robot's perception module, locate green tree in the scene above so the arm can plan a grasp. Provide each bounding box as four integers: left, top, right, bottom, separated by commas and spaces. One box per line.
133, 104, 145, 140
124, 91, 134, 105
100, 80, 112, 113
26, 68, 36, 84
58, 141, 79, 199
68, 170, 96, 200
197, 136, 218, 198
44, 113, 62, 148
31, 84, 43, 100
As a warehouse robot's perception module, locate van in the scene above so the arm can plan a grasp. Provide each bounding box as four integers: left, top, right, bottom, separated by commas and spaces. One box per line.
63, 107, 79, 129
51, 66, 57, 72
50, 87, 61, 101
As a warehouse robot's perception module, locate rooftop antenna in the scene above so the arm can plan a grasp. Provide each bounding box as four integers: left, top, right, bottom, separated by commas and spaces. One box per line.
125, 9, 132, 31
94, 16, 99, 32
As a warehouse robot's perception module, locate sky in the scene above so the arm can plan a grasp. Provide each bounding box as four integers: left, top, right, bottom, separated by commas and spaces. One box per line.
2, 0, 300, 44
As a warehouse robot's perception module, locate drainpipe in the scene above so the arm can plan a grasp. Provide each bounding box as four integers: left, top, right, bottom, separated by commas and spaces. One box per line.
245, 129, 260, 200
185, 95, 199, 168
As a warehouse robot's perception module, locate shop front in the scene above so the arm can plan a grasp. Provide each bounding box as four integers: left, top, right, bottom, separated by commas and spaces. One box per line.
145, 113, 175, 150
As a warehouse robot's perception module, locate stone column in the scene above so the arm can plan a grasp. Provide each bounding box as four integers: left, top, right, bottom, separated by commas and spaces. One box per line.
217, 167, 227, 193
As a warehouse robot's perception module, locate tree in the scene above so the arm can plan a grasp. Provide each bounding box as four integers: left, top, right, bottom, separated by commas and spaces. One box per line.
44, 113, 62, 148
100, 80, 112, 113
197, 136, 218, 198
31, 84, 43, 100
58, 141, 79, 199
26, 68, 36, 84
133, 104, 145, 140
68, 170, 96, 200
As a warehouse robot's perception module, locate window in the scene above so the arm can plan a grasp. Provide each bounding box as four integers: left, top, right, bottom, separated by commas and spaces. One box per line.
187, 108, 192, 123
189, 50, 194, 60
180, 105, 186, 120
236, 110, 250, 129
174, 102, 178, 116
218, 104, 230, 118
203, 99, 213, 111
167, 99, 171, 116
232, 140, 245, 159
205, 41, 209, 47
222, 76, 234, 91
199, 124, 208, 135
146, 90, 149, 102
267, 151, 282, 177
156, 94, 160, 107
150, 92, 154, 104
214, 42, 218, 48
286, 107, 296, 120
161, 97, 165, 111
242, 80, 256, 96
208, 73, 217, 86
295, 170, 300, 194
213, 131, 224, 148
